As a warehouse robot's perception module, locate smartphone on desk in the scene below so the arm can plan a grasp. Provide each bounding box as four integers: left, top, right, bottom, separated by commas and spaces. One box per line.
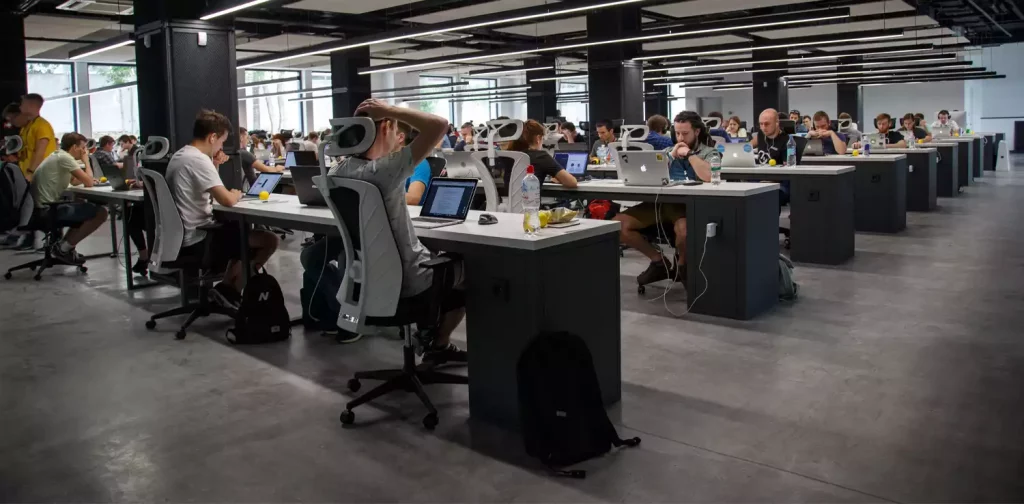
682, 180, 703, 186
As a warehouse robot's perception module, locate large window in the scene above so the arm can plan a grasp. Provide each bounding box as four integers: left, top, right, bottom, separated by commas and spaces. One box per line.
460, 78, 497, 125
26, 62, 76, 136
668, 84, 687, 120
417, 75, 455, 125
242, 70, 302, 134
88, 64, 139, 139
309, 71, 333, 134
557, 81, 588, 126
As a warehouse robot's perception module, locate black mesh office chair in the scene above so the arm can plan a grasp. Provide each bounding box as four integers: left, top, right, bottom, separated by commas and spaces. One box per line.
4, 178, 88, 281
425, 156, 446, 179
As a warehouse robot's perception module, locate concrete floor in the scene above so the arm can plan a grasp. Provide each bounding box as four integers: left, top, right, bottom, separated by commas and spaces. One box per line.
2, 169, 1024, 502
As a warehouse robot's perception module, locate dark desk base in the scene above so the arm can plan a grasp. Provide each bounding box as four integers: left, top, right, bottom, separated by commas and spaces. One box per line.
972, 137, 984, 179
958, 141, 973, 189
855, 158, 907, 232
934, 144, 959, 198
983, 134, 996, 171
904, 151, 938, 211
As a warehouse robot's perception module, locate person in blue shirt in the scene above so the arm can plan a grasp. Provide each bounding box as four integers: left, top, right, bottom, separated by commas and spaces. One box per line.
644, 114, 675, 150
405, 158, 431, 205
807, 111, 848, 154
790, 110, 808, 133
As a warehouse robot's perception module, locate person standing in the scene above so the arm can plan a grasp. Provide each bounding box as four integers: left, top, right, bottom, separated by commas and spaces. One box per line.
2, 94, 56, 181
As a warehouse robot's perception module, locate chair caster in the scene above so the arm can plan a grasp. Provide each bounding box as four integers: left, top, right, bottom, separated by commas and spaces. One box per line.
78, 266, 88, 274
339, 409, 355, 425
347, 378, 361, 392
34, 273, 42, 281
145, 320, 157, 330
423, 412, 438, 430
175, 330, 186, 340
3, 272, 11, 280
637, 285, 646, 295
784, 238, 791, 250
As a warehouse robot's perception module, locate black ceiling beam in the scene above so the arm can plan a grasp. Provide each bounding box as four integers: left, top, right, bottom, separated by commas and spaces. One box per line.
639, 10, 679, 23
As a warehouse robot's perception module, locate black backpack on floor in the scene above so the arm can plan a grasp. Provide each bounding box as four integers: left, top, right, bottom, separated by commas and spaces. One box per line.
517, 331, 640, 478
226, 268, 291, 345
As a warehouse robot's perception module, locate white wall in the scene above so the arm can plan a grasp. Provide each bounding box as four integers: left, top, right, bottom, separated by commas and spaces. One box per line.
789, 84, 837, 119
862, 80, 964, 132
965, 43, 1024, 147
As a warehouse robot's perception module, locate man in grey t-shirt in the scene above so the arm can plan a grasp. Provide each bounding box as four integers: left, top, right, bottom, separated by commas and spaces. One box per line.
331, 99, 463, 364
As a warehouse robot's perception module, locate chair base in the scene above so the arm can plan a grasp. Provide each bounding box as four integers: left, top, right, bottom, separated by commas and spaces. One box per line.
146, 299, 236, 340
5, 256, 87, 281
340, 329, 468, 430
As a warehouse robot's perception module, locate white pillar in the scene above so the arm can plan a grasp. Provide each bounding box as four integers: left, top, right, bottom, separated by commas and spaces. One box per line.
74, 62, 93, 138
236, 69, 248, 131
301, 69, 314, 134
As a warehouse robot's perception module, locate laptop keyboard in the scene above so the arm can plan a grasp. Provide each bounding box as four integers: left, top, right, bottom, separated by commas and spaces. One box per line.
413, 217, 454, 224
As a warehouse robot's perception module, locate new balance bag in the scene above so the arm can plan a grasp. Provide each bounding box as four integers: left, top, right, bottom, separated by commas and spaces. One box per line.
517, 331, 640, 478
226, 268, 291, 344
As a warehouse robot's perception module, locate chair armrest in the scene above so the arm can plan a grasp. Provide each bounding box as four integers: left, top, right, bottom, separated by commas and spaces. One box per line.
420, 256, 453, 269
197, 222, 224, 231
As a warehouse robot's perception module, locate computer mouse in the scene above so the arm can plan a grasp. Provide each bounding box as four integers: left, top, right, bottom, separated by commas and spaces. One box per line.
478, 213, 498, 225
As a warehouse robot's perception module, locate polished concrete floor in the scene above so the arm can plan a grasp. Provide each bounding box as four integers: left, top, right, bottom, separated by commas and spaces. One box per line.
2, 168, 1024, 502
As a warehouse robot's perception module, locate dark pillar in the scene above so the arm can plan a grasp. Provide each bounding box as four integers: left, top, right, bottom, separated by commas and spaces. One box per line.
330, 47, 371, 118
587, 5, 643, 137
752, 48, 788, 122
836, 83, 863, 126
527, 56, 557, 122
645, 80, 668, 119
0, 13, 27, 111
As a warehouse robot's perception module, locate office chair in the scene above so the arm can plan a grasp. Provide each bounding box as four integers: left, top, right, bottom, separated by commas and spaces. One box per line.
425, 156, 447, 179
139, 169, 234, 340
609, 124, 651, 152
471, 119, 529, 212
316, 117, 468, 429
4, 179, 88, 280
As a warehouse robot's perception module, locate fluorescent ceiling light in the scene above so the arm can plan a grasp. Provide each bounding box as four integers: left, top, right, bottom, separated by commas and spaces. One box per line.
644, 65, 837, 81
633, 33, 904, 62
201, 0, 271, 20
643, 52, 956, 74
357, 10, 850, 75
391, 86, 531, 102
651, 80, 733, 87
69, 36, 133, 61
239, 0, 642, 69
46, 82, 137, 101
785, 64, 974, 79
373, 81, 469, 95
714, 86, 752, 91
786, 69, 991, 85
529, 74, 588, 82
469, 66, 553, 77
237, 76, 301, 89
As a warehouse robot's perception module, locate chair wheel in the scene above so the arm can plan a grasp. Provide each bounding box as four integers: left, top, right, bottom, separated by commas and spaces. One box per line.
347, 379, 361, 392
78, 266, 88, 274
423, 412, 438, 430
145, 320, 157, 330
3, 272, 10, 280
33, 273, 42, 281
339, 409, 355, 425
175, 330, 187, 340
637, 285, 646, 295
784, 238, 791, 250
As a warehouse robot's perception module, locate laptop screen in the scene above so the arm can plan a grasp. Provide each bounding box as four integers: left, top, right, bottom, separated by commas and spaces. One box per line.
421, 178, 477, 219
554, 151, 588, 176
247, 172, 282, 196
285, 150, 317, 167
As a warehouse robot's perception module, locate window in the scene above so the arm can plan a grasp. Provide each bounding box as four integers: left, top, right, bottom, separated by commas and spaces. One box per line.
557, 81, 588, 125
417, 76, 454, 125
309, 72, 333, 134
26, 62, 76, 136
460, 78, 496, 125
242, 70, 302, 134
88, 64, 139, 139
668, 84, 686, 121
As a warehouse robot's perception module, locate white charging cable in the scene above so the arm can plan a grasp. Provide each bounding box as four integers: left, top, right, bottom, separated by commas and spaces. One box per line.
307, 232, 329, 324
650, 187, 710, 317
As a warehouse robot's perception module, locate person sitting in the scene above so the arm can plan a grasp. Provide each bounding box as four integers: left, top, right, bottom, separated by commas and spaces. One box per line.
853, 113, 905, 149
591, 119, 617, 158
166, 110, 280, 312
749, 108, 793, 206
453, 122, 475, 151
802, 115, 812, 133
644, 115, 675, 150
914, 112, 929, 134
614, 111, 716, 288
724, 115, 747, 139
302, 132, 320, 153
790, 110, 808, 133
559, 121, 582, 144
32, 132, 109, 264
238, 127, 283, 186
98, 132, 153, 275
899, 113, 932, 143
505, 119, 578, 188
838, 112, 861, 143
931, 109, 960, 131
807, 111, 847, 154
93, 135, 122, 170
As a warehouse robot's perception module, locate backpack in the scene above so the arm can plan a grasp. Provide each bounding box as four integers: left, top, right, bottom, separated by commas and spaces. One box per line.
517, 332, 640, 478
778, 254, 799, 301
226, 268, 291, 344
300, 261, 341, 332
0, 162, 29, 234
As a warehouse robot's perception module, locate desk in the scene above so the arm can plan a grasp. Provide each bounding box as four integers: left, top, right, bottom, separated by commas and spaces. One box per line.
720, 166, 855, 265
871, 148, 937, 211
918, 143, 959, 197
214, 195, 623, 429
587, 164, 618, 179
973, 133, 998, 172
542, 180, 779, 320
65, 186, 152, 290
931, 137, 974, 189
808, 154, 907, 233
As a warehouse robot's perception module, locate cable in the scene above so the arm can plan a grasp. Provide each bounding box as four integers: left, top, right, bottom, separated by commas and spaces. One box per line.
307, 233, 330, 324
650, 186, 710, 317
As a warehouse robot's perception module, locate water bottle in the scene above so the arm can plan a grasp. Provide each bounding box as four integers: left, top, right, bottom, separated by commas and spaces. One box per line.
522, 165, 541, 235
786, 136, 797, 166
907, 129, 916, 149
596, 144, 608, 164
862, 139, 871, 156
710, 153, 722, 185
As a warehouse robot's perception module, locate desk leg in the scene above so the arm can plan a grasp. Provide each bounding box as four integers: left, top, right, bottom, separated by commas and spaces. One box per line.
122, 201, 134, 290
108, 203, 118, 258
239, 218, 251, 290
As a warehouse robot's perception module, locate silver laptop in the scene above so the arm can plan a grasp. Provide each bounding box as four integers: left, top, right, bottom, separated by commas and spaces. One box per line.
619, 151, 678, 187
411, 178, 478, 229
244, 172, 282, 198
863, 133, 886, 147
932, 125, 952, 137
803, 138, 825, 156
720, 142, 756, 168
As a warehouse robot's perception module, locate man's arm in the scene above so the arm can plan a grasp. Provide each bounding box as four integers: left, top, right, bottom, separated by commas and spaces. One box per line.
689, 153, 712, 182
356, 99, 447, 166
254, 160, 283, 173
827, 131, 848, 154
405, 182, 426, 205
749, 135, 759, 148
210, 185, 244, 207
27, 138, 50, 178
890, 138, 907, 148
70, 169, 94, 187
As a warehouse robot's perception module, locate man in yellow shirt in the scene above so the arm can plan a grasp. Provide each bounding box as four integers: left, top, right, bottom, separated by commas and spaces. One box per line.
2, 94, 57, 181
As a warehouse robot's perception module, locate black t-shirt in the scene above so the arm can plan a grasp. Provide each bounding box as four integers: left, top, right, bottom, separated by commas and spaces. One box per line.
482, 150, 565, 198
880, 130, 905, 146
239, 149, 257, 185
899, 127, 928, 142
755, 131, 792, 165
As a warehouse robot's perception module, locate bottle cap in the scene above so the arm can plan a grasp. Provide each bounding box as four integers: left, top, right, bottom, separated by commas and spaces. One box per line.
526, 165, 535, 174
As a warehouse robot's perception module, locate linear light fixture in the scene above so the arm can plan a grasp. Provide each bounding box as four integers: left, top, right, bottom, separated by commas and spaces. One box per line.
238, 0, 642, 69
786, 69, 993, 85
388, 84, 530, 101
69, 33, 134, 61
372, 81, 470, 95
633, 33, 905, 62
46, 82, 137, 102
651, 79, 735, 87
644, 64, 838, 81
357, 10, 851, 75
237, 76, 301, 90
468, 65, 554, 77
644, 52, 956, 74
648, 45, 968, 68
529, 74, 589, 82
857, 74, 1005, 86
714, 86, 752, 91
200, 0, 271, 20
645, 58, 963, 82
785, 63, 975, 79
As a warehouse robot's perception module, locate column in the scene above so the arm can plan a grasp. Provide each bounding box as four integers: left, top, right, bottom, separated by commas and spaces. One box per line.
586, 5, 644, 134
0, 13, 27, 114
74, 62, 93, 138
836, 83, 863, 126
236, 69, 247, 130
752, 48, 789, 121
301, 69, 314, 133
526, 56, 557, 122
645, 80, 668, 119
330, 47, 371, 119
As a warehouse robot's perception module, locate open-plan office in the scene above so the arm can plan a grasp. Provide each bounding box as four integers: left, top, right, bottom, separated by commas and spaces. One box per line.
3, 0, 1024, 502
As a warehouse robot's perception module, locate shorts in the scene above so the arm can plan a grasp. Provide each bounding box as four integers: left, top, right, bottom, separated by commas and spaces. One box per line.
179, 222, 244, 272
621, 202, 686, 228
54, 201, 100, 226
398, 259, 465, 324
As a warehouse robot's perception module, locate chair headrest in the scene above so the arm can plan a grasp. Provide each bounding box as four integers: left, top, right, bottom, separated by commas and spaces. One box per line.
86, 139, 97, 150
486, 119, 523, 143
141, 136, 170, 160
326, 117, 377, 157
703, 117, 722, 129
4, 135, 23, 155
837, 118, 852, 131
620, 125, 650, 142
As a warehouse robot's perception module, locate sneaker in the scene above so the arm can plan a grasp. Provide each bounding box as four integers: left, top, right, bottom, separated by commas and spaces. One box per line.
132, 257, 149, 276
422, 342, 468, 365
325, 328, 363, 344
0, 233, 19, 248
50, 244, 85, 265
637, 259, 674, 286
209, 283, 242, 312
13, 235, 35, 251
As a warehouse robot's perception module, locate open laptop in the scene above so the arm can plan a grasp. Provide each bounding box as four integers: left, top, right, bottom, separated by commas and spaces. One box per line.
932, 125, 952, 137
285, 150, 317, 168
290, 165, 327, 206
802, 138, 825, 157
98, 162, 130, 191
720, 142, 756, 168
863, 133, 886, 147
244, 172, 282, 199
411, 178, 478, 229
619, 151, 678, 187
554, 151, 589, 181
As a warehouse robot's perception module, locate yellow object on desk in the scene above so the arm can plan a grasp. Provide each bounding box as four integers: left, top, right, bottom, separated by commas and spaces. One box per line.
768, 159, 777, 166
99, 176, 107, 183
259, 191, 270, 201
538, 210, 551, 228
852, 149, 860, 156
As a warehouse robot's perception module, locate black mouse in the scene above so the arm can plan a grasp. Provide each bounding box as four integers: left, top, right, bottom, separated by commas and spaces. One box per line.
478, 213, 498, 225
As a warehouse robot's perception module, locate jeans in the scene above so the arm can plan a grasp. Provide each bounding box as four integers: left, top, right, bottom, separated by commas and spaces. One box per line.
300, 236, 346, 316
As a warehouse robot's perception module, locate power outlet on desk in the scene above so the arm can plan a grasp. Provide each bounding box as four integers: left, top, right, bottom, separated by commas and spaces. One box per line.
706, 221, 719, 238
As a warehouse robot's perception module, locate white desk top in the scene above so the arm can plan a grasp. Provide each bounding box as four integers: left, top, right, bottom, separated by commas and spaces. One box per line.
813, 154, 907, 163
930, 137, 976, 142
67, 185, 144, 202
214, 195, 620, 251
721, 165, 855, 175
543, 179, 778, 197
918, 142, 959, 148
588, 164, 618, 173
867, 147, 937, 154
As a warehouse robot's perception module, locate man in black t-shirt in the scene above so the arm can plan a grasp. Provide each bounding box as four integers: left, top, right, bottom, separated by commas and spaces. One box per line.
899, 113, 932, 144
853, 113, 905, 149
750, 108, 793, 165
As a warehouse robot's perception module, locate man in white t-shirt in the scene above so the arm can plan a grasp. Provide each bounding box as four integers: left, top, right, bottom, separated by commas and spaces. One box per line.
931, 109, 961, 131
166, 109, 279, 311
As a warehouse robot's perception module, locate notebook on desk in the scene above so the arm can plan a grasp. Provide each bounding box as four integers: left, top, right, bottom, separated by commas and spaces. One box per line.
99, 162, 129, 191
411, 178, 478, 229
244, 173, 282, 199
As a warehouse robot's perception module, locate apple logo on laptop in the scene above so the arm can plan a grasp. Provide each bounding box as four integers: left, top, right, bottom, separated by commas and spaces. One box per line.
640, 164, 647, 172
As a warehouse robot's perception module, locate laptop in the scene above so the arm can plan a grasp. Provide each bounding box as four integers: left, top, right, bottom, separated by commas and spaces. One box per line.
411, 178, 478, 229
554, 151, 589, 180
290, 165, 327, 206
932, 125, 952, 137
802, 138, 825, 157
619, 151, 677, 187
720, 142, 756, 168
285, 150, 317, 168
244, 172, 282, 199
863, 133, 886, 147
99, 162, 130, 191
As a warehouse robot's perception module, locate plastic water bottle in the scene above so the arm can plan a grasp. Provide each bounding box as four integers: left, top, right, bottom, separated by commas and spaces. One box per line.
862, 139, 871, 157
710, 153, 722, 185
522, 165, 541, 235
907, 129, 916, 149
596, 144, 608, 164
786, 136, 797, 166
